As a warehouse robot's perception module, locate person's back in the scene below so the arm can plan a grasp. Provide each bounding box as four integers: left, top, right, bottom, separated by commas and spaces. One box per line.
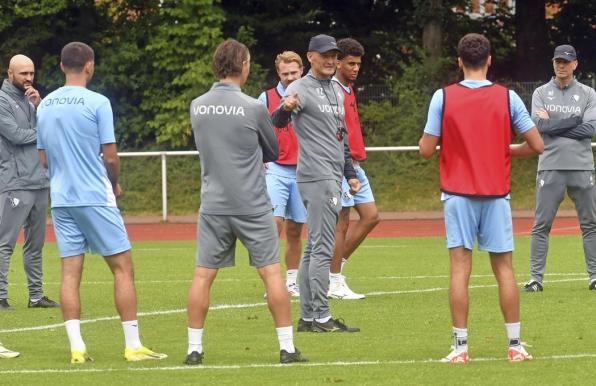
37, 86, 115, 207
185, 39, 306, 366
36, 41, 166, 364
419, 33, 543, 365
191, 83, 276, 215
440, 82, 513, 197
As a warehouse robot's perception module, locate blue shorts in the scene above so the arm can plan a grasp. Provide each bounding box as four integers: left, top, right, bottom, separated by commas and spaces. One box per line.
341, 165, 375, 207
52, 206, 132, 258
442, 194, 513, 253
266, 171, 307, 223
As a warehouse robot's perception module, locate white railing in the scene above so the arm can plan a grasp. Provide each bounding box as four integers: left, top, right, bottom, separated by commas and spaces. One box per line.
119, 143, 596, 222
118, 146, 418, 222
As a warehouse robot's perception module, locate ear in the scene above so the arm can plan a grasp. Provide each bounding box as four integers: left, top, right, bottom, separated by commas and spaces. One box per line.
7, 68, 12, 78
306, 52, 315, 63
457, 57, 463, 69
487, 55, 492, 67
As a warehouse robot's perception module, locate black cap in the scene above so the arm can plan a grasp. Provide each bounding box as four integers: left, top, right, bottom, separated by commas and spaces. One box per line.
552, 44, 577, 61
308, 34, 340, 54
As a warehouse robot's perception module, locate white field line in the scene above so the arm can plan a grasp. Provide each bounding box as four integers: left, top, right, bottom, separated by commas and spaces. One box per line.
1, 353, 596, 374
516, 225, 580, 236
135, 248, 190, 251
358, 245, 406, 248
0, 277, 586, 335
368, 277, 586, 296
378, 272, 586, 280
0, 303, 266, 334
9, 272, 587, 287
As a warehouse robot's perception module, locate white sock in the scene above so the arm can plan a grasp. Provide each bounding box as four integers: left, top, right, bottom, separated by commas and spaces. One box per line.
276, 326, 295, 353
286, 270, 298, 286
329, 273, 342, 285
505, 322, 521, 346
122, 320, 142, 350
64, 319, 86, 352
315, 315, 332, 323
453, 327, 468, 351
340, 258, 347, 273
188, 327, 204, 354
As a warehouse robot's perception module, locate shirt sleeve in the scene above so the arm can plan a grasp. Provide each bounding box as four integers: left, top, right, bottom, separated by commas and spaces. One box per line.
97, 99, 116, 144
256, 103, 279, 163
37, 122, 44, 150
257, 91, 266, 106
423, 89, 443, 137
583, 87, 596, 122
0, 100, 37, 145
509, 90, 534, 134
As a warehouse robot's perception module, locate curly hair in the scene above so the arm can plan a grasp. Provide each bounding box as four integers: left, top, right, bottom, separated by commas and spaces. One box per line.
457, 33, 491, 70
337, 38, 365, 60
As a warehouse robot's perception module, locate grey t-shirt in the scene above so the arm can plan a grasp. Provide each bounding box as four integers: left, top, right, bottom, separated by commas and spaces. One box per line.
271, 71, 355, 183
532, 78, 596, 171
190, 82, 278, 215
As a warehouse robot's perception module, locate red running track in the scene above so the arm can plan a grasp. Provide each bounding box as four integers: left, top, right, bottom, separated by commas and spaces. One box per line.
23, 217, 582, 242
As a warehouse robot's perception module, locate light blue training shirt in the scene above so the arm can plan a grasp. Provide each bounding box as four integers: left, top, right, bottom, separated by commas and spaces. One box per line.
258, 82, 297, 179
423, 79, 536, 201
37, 86, 117, 207
423, 79, 535, 137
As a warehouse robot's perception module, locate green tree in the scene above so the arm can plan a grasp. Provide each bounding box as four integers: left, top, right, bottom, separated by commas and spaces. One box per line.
142, 0, 224, 148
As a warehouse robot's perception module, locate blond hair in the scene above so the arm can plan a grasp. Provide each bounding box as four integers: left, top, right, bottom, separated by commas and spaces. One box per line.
274, 51, 303, 71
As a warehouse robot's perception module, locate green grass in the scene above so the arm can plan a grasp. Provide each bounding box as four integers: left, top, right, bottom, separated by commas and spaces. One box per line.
1, 236, 596, 385
116, 151, 588, 215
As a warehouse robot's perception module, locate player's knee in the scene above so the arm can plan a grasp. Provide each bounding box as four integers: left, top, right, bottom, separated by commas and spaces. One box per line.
362, 211, 380, 229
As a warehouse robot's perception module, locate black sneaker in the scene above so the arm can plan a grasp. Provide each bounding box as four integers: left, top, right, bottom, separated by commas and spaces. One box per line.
280, 348, 308, 364
523, 280, 543, 292
0, 299, 12, 311
297, 318, 313, 332
312, 318, 360, 333
28, 296, 60, 308
589, 279, 596, 291
184, 351, 204, 365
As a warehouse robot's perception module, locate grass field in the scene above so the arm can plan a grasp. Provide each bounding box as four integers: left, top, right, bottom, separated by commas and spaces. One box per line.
1, 235, 596, 385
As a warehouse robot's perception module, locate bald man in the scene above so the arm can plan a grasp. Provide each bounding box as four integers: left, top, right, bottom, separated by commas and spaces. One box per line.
0, 54, 58, 310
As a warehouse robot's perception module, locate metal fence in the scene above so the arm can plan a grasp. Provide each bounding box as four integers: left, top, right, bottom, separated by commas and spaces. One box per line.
119, 147, 416, 222
122, 78, 595, 221
356, 79, 596, 107
121, 143, 596, 222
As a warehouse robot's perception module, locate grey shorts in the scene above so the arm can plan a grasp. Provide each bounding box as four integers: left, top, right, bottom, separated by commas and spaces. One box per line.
197, 211, 280, 269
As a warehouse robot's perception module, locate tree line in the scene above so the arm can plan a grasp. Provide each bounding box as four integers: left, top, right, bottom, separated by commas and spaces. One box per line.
0, 0, 593, 150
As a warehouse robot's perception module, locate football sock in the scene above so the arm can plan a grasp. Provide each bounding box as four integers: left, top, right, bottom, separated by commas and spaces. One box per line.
505, 322, 521, 346
276, 326, 295, 353
188, 327, 204, 354
329, 273, 342, 285
122, 320, 142, 350
453, 326, 468, 351
64, 319, 86, 352
315, 315, 332, 323
286, 269, 298, 286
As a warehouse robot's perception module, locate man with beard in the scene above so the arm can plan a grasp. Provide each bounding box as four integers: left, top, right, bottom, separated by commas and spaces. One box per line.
0, 54, 58, 311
